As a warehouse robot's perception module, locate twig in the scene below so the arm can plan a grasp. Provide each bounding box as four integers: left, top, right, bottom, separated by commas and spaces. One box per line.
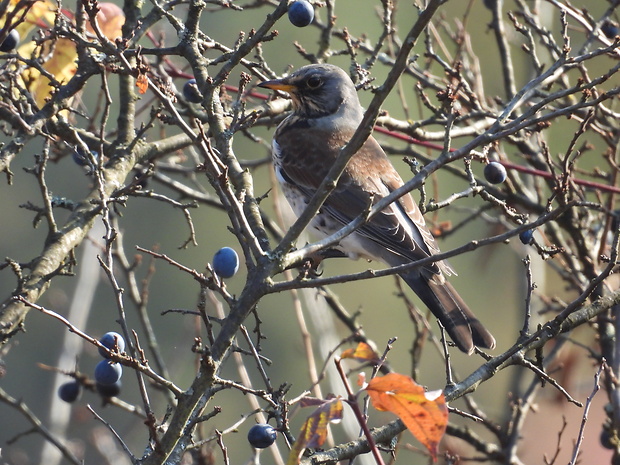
87, 404, 137, 463
15, 296, 183, 396
520, 255, 534, 339
0, 386, 81, 465
544, 417, 568, 465
568, 361, 606, 465
517, 356, 582, 407
215, 430, 230, 465
334, 357, 386, 465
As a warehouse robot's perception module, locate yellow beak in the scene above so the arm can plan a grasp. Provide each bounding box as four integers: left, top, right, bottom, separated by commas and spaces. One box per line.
257, 79, 296, 93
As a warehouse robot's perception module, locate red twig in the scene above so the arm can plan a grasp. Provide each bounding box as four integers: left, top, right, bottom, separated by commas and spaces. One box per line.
373, 127, 620, 195
334, 358, 386, 465
245, 85, 620, 195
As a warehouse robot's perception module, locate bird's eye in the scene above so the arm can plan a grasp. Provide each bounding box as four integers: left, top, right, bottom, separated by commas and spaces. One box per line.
306, 75, 323, 89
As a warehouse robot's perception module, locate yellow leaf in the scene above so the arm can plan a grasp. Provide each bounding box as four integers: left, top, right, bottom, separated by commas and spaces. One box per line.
13, 2, 125, 107
341, 342, 381, 364
1, 0, 56, 38
18, 38, 78, 107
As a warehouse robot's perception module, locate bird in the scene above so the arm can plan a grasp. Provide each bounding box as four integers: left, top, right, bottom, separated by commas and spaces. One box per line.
258, 64, 495, 354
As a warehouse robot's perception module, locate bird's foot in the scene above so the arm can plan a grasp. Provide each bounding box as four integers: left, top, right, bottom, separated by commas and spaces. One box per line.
293, 248, 348, 279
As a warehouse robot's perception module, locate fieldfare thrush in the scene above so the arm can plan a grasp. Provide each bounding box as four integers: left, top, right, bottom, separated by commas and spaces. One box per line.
259, 64, 495, 354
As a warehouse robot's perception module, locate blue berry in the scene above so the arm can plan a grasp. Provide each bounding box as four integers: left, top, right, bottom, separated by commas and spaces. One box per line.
58, 381, 82, 403
0, 29, 20, 52
212, 247, 239, 279
96, 380, 122, 397
601, 22, 619, 39
94, 360, 123, 385
519, 229, 534, 245
98, 332, 126, 359
72, 148, 99, 167
183, 78, 202, 103
288, 1, 314, 27
484, 161, 507, 184
248, 424, 277, 449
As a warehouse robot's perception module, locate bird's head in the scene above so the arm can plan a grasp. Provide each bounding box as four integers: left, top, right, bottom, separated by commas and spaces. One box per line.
258, 64, 363, 121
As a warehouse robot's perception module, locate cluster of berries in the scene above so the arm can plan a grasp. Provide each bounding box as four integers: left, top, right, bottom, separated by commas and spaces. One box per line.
58, 332, 125, 403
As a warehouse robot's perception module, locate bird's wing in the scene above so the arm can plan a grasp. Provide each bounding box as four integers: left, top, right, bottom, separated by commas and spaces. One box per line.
275, 126, 453, 277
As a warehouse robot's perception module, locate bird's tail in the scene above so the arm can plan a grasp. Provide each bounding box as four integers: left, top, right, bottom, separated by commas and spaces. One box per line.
400, 272, 496, 354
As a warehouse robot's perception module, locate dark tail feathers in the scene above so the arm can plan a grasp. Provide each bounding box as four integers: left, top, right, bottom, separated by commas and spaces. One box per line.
400, 272, 496, 354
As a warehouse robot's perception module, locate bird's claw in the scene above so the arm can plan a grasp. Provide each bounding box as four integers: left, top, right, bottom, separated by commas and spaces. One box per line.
300, 257, 323, 279
295, 248, 347, 279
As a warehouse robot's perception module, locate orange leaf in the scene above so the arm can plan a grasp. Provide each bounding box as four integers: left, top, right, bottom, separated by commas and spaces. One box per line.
287, 396, 343, 465
430, 220, 452, 237
136, 73, 149, 94
366, 373, 448, 461
341, 342, 381, 364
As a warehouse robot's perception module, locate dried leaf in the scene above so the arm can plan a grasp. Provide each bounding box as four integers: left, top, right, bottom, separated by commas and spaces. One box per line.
136, 73, 149, 94
299, 396, 330, 408
430, 220, 452, 238
287, 396, 343, 465
357, 371, 367, 388
366, 373, 448, 461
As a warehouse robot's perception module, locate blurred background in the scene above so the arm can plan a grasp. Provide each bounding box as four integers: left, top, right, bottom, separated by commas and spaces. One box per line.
0, 0, 616, 463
